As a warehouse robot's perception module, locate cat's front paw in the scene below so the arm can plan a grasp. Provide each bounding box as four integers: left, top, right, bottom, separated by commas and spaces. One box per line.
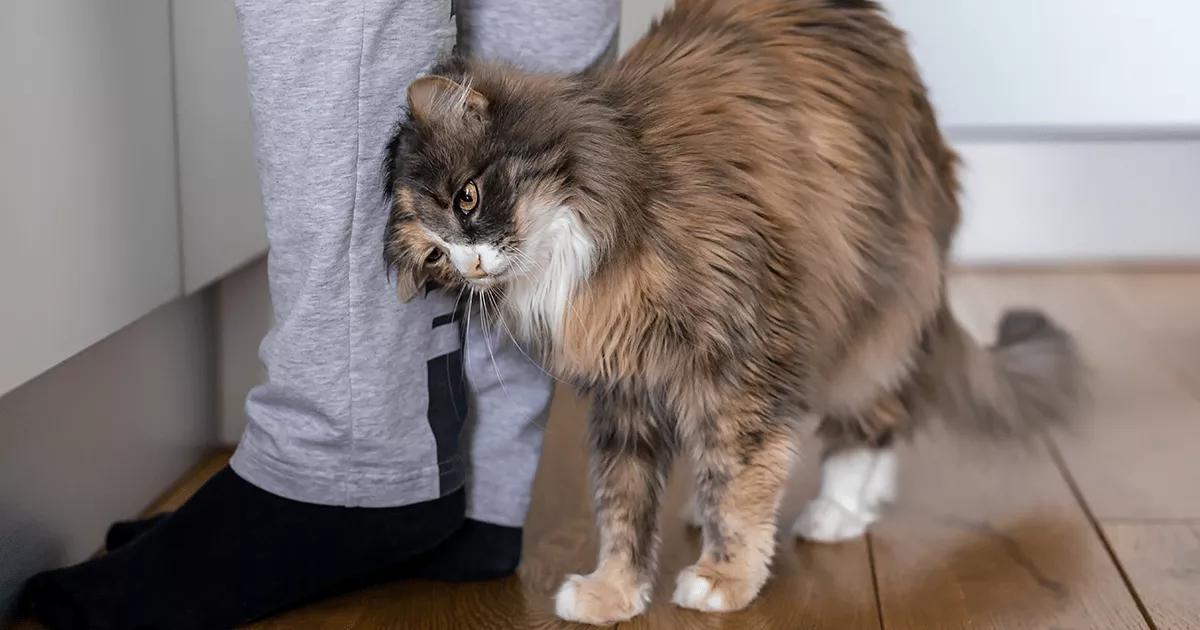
671, 562, 764, 613
554, 572, 650, 625
791, 496, 875, 543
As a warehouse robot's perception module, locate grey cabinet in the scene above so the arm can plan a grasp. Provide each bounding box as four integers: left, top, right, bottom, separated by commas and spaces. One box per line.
0, 1, 182, 396
173, 0, 266, 293
1, 1, 267, 398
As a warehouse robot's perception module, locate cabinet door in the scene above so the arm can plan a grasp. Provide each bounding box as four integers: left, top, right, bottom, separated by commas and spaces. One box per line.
174, 0, 266, 293
0, 1, 181, 396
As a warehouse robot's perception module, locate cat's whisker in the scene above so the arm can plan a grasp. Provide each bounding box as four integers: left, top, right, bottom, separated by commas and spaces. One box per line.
444, 283, 469, 422
507, 247, 589, 344
484, 289, 550, 431
487, 291, 566, 388
504, 254, 527, 276
508, 253, 535, 277
516, 260, 540, 284
451, 283, 467, 321
510, 247, 539, 270
506, 248, 537, 276
463, 289, 476, 383
456, 77, 475, 111
479, 286, 513, 401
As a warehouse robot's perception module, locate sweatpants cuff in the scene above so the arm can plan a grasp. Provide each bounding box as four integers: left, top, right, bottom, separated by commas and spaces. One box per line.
230, 438, 463, 509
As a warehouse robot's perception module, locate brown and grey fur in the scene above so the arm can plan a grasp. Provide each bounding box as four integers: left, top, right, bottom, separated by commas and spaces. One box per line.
383, 0, 1082, 623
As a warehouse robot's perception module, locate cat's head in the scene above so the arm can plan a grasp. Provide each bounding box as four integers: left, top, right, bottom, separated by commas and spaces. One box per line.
383, 63, 587, 302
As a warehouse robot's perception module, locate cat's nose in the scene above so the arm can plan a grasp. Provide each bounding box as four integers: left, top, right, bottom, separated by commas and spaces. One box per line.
449, 244, 503, 281
463, 261, 488, 280
459, 253, 488, 279
448, 246, 485, 278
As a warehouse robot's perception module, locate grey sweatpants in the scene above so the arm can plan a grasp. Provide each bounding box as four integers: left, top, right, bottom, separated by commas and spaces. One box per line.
229, 0, 619, 527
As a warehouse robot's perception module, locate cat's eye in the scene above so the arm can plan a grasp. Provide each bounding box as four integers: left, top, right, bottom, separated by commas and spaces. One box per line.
425, 249, 442, 265
454, 180, 479, 214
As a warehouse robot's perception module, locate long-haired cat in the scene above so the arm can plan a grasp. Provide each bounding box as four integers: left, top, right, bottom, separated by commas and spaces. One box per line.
382, 0, 1082, 623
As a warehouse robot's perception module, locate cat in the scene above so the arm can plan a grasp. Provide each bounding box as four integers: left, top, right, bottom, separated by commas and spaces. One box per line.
382, 0, 1082, 624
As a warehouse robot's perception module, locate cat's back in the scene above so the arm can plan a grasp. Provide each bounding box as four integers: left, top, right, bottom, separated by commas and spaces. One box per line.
611, 0, 919, 153
590, 0, 959, 364
613, 0, 908, 103
607, 0, 959, 251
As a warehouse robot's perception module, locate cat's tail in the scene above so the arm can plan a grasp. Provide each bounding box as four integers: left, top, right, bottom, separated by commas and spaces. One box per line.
920, 305, 1085, 438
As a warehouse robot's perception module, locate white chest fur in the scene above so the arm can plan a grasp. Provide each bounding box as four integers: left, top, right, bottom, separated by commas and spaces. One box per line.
503, 205, 595, 348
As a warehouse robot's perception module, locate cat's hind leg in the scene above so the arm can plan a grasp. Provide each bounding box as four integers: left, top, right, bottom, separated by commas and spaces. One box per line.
792, 397, 905, 543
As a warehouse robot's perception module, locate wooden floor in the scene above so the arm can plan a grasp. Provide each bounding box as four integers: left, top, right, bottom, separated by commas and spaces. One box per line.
19, 271, 1200, 629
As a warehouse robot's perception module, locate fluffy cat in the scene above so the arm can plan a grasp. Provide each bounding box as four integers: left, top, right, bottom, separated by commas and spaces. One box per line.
382, 0, 1082, 623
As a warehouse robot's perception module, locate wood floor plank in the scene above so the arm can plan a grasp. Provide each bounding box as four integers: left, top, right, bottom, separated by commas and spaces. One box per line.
950, 272, 1200, 521
142, 450, 230, 515
1104, 521, 1200, 630
1098, 273, 1200, 401
863, 275, 1152, 629
869, 429, 1146, 630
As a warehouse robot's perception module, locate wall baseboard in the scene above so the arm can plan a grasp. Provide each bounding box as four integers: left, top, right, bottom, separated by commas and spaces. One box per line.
0, 292, 216, 617
216, 257, 272, 445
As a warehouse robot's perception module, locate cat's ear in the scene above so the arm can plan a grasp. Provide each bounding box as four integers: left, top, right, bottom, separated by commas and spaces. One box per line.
394, 263, 428, 303
407, 75, 489, 125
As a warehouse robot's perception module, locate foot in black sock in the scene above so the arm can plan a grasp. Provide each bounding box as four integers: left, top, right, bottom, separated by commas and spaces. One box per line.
401, 518, 524, 582
22, 467, 465, 630
105, 508, 525, 582
104, 513, 169, 552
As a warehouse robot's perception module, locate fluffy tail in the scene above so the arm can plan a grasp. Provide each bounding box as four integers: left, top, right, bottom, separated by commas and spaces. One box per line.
919, 306, 1084, 437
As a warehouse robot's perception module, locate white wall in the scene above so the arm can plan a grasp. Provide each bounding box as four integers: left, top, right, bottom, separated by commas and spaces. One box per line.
0, 293, 215, 616
954, 139, 1200, 263
887, 0, 1200, 130
885, 0, 1200, 263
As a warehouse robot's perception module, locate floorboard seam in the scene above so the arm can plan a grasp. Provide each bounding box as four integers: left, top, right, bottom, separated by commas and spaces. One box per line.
1100, 517, 1200, 525
1043, 436, 1158, 630
865, 533, 886, 630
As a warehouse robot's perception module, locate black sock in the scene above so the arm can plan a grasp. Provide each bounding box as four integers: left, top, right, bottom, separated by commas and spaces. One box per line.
103, 499, 525, 583
401, 518, 524, 582
21, 467, 465, 630
103, 513, 169, 552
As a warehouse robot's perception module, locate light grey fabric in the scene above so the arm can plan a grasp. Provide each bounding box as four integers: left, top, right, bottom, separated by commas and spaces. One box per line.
229, 0, 618, 526
456, 0, 620, 73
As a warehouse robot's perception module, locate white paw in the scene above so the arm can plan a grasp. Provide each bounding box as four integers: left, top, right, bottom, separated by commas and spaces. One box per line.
554, 574, 582, 620
671, 564, 764, 613
554, 575, 587, 622
792, 496, 875, 543
672, 569, 727, 611
554, 572, 649, 625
